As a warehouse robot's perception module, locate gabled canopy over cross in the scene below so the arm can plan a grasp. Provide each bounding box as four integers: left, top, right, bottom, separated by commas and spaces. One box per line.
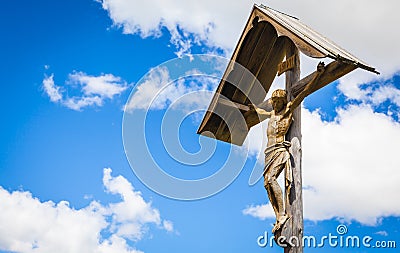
198, 4, 377, 146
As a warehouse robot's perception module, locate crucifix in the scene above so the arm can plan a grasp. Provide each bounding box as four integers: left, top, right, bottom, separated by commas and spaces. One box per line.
197, 4, 378, 253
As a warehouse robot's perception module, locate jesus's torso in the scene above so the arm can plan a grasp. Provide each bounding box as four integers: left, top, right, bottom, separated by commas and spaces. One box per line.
267, 112, 292, 146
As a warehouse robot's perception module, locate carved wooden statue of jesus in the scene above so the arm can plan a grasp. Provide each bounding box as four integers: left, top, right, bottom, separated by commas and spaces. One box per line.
247, 62, 325, 233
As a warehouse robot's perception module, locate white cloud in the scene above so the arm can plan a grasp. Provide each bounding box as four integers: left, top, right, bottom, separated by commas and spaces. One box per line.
339, 77, 400, 110
242, 203, 274, 221
99, 0, 249, 56
369, 85, 400, 106
102, 168, 166, 241
43, 72, 129, 111
0, 168, 172, 253
99, 0, 399, 82
302, 105, 400, 225
242, 119, 267, 158
243, 105, 400, 225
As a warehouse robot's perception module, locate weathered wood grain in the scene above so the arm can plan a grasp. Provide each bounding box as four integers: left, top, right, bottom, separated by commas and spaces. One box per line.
278, 41, 304, 253
291, 60, 357, 98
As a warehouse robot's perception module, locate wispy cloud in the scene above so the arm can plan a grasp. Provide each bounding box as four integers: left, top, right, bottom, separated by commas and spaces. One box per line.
124, 65, 217, 113
0, 168, 172, 253
42, 71, 129, 111
124, 66, 172, 111
69, 72, 129, 99
375, 231, 389, 237
42, 74, 63, 103
63, 95, 104, 111
339, 77, 400, 115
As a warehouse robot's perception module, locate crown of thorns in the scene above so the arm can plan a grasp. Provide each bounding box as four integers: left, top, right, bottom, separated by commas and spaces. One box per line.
271, 89, 287, 100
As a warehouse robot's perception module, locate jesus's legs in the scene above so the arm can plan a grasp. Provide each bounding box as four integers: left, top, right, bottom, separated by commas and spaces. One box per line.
264, 164, 288, 232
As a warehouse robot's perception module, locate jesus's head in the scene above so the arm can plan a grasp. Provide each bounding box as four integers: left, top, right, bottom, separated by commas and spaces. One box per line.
271, 89, 287, 113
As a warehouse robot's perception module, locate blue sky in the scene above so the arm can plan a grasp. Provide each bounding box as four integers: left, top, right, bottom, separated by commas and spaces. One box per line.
1, 0, 400, 252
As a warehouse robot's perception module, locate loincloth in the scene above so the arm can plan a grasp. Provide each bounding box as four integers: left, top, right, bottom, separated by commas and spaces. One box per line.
264, 141, 292, 191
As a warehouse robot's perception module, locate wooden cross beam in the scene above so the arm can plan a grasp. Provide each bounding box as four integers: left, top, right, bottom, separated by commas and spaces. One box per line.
278, 39, 302, 253
291, 61, 357, 98
217, 60, 355, 111
244, 60, 357, 128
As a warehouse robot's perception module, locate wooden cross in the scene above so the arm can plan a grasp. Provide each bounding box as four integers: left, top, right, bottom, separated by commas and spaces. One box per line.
197, 5, 377, 253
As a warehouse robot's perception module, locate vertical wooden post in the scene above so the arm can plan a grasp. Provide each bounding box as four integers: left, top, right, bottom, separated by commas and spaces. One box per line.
283, 40, 303, 253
